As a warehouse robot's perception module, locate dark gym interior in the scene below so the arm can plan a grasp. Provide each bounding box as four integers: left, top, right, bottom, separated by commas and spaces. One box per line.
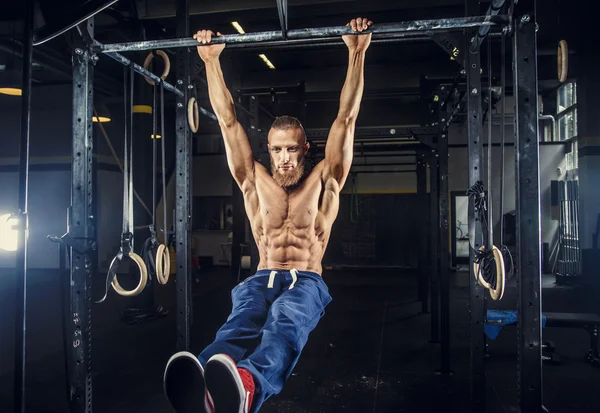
1, 0, 600, 412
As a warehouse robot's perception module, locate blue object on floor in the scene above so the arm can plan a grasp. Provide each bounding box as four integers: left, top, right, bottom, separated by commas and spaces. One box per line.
485, 310, 547, 340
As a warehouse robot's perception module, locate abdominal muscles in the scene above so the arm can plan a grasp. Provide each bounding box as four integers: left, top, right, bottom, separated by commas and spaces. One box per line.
252, 213, 328, 274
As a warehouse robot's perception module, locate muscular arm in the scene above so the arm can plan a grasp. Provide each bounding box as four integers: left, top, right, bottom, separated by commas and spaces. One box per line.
204, 58, 255, 190
324, 49, 367, 188
324, 32, 370, 189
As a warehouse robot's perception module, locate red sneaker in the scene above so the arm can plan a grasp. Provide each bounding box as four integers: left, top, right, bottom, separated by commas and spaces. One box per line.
205, 354, 255, 413
163, 351, 214, 413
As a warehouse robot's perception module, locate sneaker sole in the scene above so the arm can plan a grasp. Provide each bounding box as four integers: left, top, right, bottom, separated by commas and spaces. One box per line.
205, 354, 245, 413
163, 351, 211, 413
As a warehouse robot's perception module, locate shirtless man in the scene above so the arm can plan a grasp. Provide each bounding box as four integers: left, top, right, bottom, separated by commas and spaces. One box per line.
163, 17, 373, 413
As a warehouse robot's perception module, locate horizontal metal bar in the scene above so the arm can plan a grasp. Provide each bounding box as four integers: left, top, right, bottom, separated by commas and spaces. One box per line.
229, 35, 432, 51
97, 16, 508, 53
33, 0, 119, 46
350, 162, 416, 167
349, 169, 417, 174
96, 43, 182, 96
95, 41, 218, 121
307, 126, 438, 139
556, 103, 577, 118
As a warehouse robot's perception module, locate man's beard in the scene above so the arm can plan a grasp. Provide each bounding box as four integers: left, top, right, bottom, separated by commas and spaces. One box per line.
271, 157, 306, 189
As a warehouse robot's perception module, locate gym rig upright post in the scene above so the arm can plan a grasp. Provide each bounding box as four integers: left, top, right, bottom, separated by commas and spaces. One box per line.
16, 4, 529, 413
512, 0, 543, 410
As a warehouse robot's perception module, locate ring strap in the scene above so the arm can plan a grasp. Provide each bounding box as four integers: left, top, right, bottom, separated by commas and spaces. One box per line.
160, 82, 168, 246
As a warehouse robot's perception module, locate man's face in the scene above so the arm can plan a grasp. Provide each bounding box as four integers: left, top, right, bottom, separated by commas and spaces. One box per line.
268, 127, 310, 189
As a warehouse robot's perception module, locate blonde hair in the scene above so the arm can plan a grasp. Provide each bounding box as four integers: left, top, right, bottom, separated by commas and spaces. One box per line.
270, 116, 306, 143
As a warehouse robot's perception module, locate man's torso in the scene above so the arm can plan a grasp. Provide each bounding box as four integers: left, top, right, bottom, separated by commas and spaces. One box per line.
243, 160, 340, 275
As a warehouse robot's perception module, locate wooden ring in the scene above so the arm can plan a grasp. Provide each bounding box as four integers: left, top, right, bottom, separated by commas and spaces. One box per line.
557, 40, 568, 83
187, 97, 199, 133
473, 245, 506, 301
111, 252, 148, 296
143, 50, 171, 86
155, 244, 171, 285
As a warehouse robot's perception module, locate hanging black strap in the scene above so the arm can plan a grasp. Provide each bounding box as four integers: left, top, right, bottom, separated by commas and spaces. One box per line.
500, 33, 506, 247
498, 32, 514, 279
152, 82, 157, 232
467, 181, 498, 289
142, 82, 160, 279
97, 64, 147, 303
487, 36, 493, 249
160, 80, 168, 244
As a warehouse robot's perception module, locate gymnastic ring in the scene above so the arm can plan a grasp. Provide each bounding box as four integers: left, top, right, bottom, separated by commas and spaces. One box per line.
187, 97, 199, 133
143, 50, 171, 86
557, 40, 568, 83
473, 245, 506, 301
111, 252, 148, 296
155, 244, 171, 285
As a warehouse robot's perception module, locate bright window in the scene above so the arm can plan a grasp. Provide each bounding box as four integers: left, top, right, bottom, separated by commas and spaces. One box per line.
0, 214, 18, 252
557, 82, 577, 142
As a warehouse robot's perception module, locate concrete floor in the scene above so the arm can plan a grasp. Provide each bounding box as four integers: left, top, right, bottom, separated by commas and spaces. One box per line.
1, 267, 599, 413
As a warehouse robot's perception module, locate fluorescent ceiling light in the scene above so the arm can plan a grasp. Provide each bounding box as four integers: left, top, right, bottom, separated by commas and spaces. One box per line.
92, 116, 111, 123
0, 88, 22, 96
231, 22, 276, 69
231, 22, 245, 34
0, 214, 18, 252
151, 135, 162, 139
259, 54, 276, 69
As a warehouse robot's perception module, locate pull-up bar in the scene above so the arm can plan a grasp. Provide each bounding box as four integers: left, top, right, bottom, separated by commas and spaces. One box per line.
95, 15, 508, 54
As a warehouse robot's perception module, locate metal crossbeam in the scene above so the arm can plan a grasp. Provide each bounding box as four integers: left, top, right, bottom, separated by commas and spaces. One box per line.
33, 0, 118, 46
306, 126, 438, 139
96, 15, 508, 53
94, 41, 217, 120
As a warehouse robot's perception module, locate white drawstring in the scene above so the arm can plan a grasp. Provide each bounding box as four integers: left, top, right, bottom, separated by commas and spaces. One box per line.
267, 270, 277, 289
289, 268, 298, 290
266, 269, 298, 289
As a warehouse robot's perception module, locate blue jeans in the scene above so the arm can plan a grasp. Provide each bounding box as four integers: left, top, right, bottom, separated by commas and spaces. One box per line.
198, 269, 332, 413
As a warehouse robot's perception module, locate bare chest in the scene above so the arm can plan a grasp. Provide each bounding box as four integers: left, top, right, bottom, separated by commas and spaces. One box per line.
251, 174, 325, 230
262, 188, 321, 230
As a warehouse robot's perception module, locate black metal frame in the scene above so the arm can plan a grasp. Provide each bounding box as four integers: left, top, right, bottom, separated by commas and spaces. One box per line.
416, 152, 429, 314
14, 3, 546, 411
33, 0, 118, 46
175, 0, 193, 352
307, 126, 438, 139
428, 151, 440, 344
513, 1, 543, 410
437, 105, 451, 375
14, 1, 33, 412
465, 0, 486, 408
66, 19, 96, 413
